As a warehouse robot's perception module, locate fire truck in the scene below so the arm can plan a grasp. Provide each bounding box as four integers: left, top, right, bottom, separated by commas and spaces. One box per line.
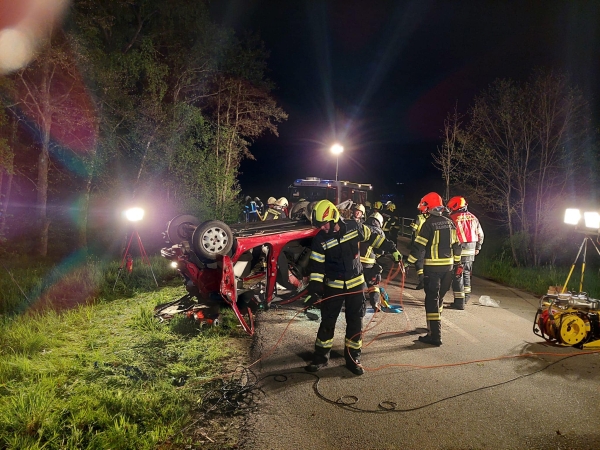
288, 177, 373, 206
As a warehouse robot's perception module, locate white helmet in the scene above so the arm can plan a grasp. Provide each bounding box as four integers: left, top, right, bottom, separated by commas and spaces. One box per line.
275, 197, 288, 208
267, 197, 277, 205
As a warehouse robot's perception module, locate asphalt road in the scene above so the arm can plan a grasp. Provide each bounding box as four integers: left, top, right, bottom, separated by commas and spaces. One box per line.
239, 251, 600, 450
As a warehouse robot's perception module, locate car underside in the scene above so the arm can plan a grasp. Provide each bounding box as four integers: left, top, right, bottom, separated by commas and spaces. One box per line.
159, 214, 319, 335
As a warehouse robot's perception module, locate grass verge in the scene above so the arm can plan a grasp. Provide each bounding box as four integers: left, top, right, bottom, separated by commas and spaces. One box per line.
0, 285, 251, 449
475, 255, 600, 298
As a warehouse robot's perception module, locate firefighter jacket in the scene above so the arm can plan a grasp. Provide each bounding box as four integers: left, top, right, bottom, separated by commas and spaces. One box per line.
359, 222, 397, 267
262, 208, 281, 221
382, 211, 399, 240
308, 219, 396, 293
407, 213, 461, 273
410, 214, 428, 235
449, 210, 484, 262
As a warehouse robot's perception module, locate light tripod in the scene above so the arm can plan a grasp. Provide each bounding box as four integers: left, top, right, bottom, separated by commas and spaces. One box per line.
113, 228, 158, 291
562, 234, 600, 294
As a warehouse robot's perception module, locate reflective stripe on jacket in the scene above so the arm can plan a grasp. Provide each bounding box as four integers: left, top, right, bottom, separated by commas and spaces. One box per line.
308, 219, 396, 291
407, 214, 461, 272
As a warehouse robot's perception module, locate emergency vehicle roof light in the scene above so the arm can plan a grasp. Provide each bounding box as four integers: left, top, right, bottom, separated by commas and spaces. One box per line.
564, 208, 581, 225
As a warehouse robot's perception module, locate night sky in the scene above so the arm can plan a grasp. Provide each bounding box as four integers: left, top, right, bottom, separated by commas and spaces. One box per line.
210, 1, 600, 208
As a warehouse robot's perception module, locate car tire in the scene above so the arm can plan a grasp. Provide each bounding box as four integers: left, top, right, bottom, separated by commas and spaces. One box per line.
166, 214, 200, 243
192, 220, 234, 260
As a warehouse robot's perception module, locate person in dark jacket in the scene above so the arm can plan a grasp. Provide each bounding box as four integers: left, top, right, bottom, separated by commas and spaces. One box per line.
406, 192, 461, 346
303, 200, 401, 375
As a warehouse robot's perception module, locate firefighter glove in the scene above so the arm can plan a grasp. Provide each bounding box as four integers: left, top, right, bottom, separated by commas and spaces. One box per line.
454, 263, 464, 278
370, 299, 381, 312
303, 294, 321, 308
392, 250, 402, 263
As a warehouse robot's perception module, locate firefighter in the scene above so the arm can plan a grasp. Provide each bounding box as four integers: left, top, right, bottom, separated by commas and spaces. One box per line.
364, 200, 373, 216
373, 201, 384, 214
243, 196, 259, 222
303, 200, 402, 375
263, 197, 287, 220
406, 192, 461, 346
361, 211, 398, 312
410, 203, 429, 290
382, 201, 399, 245
352, 203, 366, 224
445, 196, 484, 309
275, 197, 289, 218
254, 197, 265, 216
261, 197, 278, 220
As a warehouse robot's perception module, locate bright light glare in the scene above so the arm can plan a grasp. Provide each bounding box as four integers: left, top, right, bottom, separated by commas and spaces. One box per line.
170, 261, 178, 268
564, 208, 581, 225
124, 207, 145, 222
584, 212, 600, 229
330, 143, 344, 155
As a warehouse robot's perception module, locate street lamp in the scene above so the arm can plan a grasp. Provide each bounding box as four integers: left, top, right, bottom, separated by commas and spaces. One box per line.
330, 143, 344, 181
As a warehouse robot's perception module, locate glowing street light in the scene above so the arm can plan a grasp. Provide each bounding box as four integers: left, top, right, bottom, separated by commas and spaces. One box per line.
330, 143, 344, 181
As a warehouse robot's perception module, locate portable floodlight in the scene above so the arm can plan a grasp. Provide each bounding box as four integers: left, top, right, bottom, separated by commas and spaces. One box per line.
564, 208, 581, 225
584, 212, 600, 230
124, 207, 145, 222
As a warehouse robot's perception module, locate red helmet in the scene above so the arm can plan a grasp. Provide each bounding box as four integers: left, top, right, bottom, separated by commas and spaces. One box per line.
417, 192, 443, 213
447, 196, 467, 212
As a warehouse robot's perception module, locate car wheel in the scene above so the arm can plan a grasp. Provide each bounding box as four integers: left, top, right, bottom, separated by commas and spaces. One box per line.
192, 220, 234, 260
166, 214, 200, 243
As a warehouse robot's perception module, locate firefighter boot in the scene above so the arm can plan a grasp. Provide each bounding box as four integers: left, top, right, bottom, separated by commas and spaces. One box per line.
418, 320, 442, 346
345, 347, 364, 376
305, 349, 329, 372
448, 295, 465, 310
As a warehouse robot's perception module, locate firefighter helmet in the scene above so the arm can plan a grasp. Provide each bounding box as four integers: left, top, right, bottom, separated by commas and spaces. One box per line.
267, 197, 276, 205
364, 200, 372, 208
374, 201, 383, 210
245, 196, 251, 202
418, 192, 443, 213
369, 212, 384, 227
353, 204, 366, 216
386, 202, 396, 212
312, 200, 340, 227
447, 196, 467, 212
275, 197, 288, 208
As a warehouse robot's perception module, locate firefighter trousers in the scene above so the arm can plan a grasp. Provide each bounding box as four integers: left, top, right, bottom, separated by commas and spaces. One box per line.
451, 260, 473, 307
312, 283, 366, 364
424, 269, 453, 322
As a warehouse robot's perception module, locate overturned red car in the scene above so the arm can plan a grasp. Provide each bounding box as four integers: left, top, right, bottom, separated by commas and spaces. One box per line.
159, 211, 319, 335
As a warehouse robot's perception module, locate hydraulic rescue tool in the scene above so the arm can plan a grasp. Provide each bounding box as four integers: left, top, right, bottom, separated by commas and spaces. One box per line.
533, 292, 600, 349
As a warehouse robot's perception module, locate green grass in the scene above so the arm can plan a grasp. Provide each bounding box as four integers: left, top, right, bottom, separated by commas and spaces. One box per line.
0, 271, 250, 449
475, 253, 600, 298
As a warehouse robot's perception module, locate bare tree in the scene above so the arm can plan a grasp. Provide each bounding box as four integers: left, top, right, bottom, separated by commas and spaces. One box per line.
451, 71, 590, 266
5, 31, 96, 255
432, 103, 465, 201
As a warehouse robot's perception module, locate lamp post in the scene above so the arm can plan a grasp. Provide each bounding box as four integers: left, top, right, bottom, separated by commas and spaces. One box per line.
330, 143, 344, 181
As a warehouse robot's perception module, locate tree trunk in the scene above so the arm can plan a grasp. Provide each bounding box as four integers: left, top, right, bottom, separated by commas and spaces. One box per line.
0, 170, 12, 236
37, 142, 50, 256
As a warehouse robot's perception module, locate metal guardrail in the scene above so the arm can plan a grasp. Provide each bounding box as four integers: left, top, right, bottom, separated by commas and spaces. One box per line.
398, 217, 414, 239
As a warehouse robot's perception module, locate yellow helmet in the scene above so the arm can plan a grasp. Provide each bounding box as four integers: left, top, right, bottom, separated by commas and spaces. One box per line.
386, 202, 396, 212
312, 200, 340, 227
267, 197, 276, 205
364, 200, 372, 208
374, 201, 383, 210
275, 197, 288, 208
354, 204, 366, 215
369, 212, 384, 227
